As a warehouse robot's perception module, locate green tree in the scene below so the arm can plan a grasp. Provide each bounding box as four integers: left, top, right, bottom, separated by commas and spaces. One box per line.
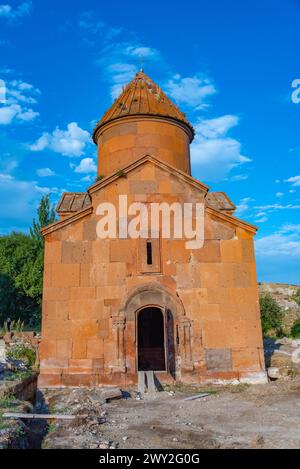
0, 195, 56, 328
30, 194, 56, 247
290, 318, 300, 338
259, 294, 284, 336
0, 232, 41, 325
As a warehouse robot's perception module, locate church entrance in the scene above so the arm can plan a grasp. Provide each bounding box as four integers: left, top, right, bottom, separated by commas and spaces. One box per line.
137, 307, 166, 371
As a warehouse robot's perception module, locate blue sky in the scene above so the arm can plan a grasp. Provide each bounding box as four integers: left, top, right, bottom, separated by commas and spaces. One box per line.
0, 0, 299, 284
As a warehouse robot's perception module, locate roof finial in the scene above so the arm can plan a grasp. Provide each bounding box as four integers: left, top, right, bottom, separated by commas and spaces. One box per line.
138, 55, 144, 74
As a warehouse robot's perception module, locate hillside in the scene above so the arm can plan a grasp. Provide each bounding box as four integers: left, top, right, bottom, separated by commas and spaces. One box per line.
259, 283, 300, 334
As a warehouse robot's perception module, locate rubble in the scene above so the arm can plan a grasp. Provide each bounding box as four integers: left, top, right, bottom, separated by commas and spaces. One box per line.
267, 367, 281, 379
37, 377, 300, 449
264, 337, 300, 377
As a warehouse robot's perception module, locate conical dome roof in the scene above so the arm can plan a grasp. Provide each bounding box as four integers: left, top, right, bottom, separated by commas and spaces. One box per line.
93, 70, 194, 142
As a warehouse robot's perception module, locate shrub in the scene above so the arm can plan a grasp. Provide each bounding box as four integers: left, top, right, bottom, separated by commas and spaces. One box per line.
290, 318, 300, 338
6, 344, 36, 368
116, 169, 127, 178
259, 294, 284, 336
4, 318, 24, 333
292, 287, 300, 307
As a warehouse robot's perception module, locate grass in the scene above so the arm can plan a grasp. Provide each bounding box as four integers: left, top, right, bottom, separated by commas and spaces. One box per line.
226, 383, 250, 393
6, 344, 36, 367
163, 383, 218, 395
163, 381, 250, 396
0, 394, 18, 409
50, 404, 70, 415
0, 394, 29, 442
0, 415, 10, 431
15, 426, 26, 437
46, 422, 57, 434
2, 370, 33, 382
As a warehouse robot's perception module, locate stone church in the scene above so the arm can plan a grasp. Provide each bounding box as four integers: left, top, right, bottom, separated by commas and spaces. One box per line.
39, 71, 266, 387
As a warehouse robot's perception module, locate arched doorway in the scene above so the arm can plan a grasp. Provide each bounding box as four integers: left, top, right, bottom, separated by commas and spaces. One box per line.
137, 307, 166, 371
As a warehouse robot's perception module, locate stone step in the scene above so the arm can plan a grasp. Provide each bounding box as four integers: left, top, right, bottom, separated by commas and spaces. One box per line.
138, 371, 146, 394
138, 371, 159, 393
146, 371, 156, 393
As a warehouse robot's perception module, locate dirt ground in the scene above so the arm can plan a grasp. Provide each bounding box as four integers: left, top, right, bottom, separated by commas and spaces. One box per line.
41, 377, 300, 449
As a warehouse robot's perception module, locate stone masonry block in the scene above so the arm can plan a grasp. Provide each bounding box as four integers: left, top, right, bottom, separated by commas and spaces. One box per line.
129, 180, 158, 194
205, 348, 232, 371
52, 264, 80, 287
61, 241, 92, 264
45, 241, 62, 264
220, 239, 243, 263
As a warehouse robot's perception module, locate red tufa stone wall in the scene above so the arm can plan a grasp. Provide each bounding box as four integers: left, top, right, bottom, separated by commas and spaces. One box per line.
96, 117, 192, 177
39, 160, 266, 388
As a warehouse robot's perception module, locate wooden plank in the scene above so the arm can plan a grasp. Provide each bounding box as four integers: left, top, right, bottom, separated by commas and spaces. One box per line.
2, 412, 88, 420
183, 393, 210, 402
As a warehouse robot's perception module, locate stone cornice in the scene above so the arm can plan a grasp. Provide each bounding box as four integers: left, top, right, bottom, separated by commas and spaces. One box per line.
41, 206, 93, 237
93, 114, 194, 144
87, 153, 210, 196
206, 206, 258, 233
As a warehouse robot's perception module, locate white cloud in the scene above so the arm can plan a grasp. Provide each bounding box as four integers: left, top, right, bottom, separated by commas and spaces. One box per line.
0, 172, 47, 227
29, 133, 49, 151
107, 63, 137, 99
80, 174, 94, 182
79, 13, 105, 34
165, 74, 216, 109
190, 115, 251, 181
34, 185, 62, 195
0, 104, 39, 124
256, 225, 300, 257
7, 80, 40, 104
235, 197, 255, 215
0, 1, 32, 21
78, 11, 125, 42
0, 172, 13, 182
235, 196, 300, 224
85, 19, 249, 183
0, 5, 11, 16
36, 167, 55, 177
255, 211, 267, 218
228, 174, 248, 182
0, 158, 18, 174
74, 157, 97, 174
0, 104, 20, 124
0, 79, 40, 125
280, 223, 300, 234
126, 46, 159, 59
96, 34, 163, 100
285, 175, 300, 187
195, 115, 239, 138
254, 203, 300, 211
289, 147, 300, 156
275, 192, 284, 197
17, 108, 39, 121
30, 122, 91, 157
0, 67, 14, 74
254, 216, 268, 223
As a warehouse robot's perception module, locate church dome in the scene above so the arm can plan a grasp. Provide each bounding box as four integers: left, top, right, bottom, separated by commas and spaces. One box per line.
93, 70, 194, 143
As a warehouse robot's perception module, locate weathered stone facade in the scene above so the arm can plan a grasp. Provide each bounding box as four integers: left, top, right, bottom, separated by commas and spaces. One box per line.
39, 71, 266, 387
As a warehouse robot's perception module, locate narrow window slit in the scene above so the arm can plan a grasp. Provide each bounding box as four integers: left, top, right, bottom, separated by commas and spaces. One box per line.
146, 241, 153, 265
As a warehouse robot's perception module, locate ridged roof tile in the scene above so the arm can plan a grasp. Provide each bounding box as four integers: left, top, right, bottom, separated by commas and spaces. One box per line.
93, 70, 194, 141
